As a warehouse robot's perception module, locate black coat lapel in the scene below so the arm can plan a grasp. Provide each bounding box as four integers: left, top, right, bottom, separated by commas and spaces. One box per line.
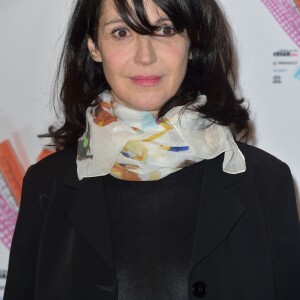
62, 164, 114, 271
190, 154, 247, 270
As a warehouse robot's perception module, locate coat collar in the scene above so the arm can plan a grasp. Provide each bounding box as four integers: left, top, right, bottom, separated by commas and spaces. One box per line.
62, 152, 246, 274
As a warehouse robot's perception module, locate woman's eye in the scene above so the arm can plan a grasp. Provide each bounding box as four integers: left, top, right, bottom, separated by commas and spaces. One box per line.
112, 28, 131, 39
155, 26, 176, 37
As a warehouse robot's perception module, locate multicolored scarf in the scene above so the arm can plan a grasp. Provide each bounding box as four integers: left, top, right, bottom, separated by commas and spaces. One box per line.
77, 90, 246, 181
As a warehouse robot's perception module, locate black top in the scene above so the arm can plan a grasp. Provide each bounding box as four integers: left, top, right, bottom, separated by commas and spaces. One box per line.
103, 162, 204, 299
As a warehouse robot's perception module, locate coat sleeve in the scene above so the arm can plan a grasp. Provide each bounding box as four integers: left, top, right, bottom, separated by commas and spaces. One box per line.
4, 165, 45, 300
265, 162, 300, 300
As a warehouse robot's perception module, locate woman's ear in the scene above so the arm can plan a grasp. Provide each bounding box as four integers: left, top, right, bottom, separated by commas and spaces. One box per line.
87, 37, 102, 62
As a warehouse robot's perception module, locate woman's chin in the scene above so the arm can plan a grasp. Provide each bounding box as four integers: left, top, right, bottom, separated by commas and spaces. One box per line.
113, 95, 167, 113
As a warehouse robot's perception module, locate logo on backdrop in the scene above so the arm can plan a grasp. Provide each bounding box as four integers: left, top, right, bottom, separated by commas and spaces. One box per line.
273, 75, 282, 83
272, 49, 300, 83
273, 49, 300, 84
273, 49, 298, 57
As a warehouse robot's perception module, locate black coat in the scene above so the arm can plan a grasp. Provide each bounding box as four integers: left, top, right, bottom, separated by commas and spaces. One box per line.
4, 143, 300, 300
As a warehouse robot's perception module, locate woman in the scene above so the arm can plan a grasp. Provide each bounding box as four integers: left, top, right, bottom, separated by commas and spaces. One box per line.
4, 0, 300, 299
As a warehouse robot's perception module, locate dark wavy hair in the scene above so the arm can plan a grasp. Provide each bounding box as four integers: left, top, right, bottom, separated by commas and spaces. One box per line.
42, 0, 249, 148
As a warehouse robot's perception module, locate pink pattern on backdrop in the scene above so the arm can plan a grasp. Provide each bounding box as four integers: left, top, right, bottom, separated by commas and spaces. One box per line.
262, 0, 300, 48
0, 194, 18, 250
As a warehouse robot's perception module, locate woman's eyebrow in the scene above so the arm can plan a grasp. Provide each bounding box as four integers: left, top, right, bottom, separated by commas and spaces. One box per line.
103, 18, 125, 27
155, 17, 172, 24
103, 17, 171, 27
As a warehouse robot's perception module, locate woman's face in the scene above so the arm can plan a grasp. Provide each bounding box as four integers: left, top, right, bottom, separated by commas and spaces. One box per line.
88, 0, 191, 113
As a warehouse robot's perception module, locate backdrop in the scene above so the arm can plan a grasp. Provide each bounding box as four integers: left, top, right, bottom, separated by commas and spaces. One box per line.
0, 0, 299, 297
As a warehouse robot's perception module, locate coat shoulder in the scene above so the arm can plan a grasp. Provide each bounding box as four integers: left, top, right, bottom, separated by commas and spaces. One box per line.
236, 143, 296, 220
29, 146, 77, 179
237, 142, 290, 178
25, 146, 77, 196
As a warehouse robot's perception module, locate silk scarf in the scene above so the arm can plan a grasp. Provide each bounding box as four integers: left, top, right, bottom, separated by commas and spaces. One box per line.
77, 90, 246, 181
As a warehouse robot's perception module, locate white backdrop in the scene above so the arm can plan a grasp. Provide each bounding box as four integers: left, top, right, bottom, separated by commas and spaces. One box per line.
0, 0, 299, 297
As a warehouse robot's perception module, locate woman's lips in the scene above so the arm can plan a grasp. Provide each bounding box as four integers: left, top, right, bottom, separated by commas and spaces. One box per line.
130, 75, 162, 87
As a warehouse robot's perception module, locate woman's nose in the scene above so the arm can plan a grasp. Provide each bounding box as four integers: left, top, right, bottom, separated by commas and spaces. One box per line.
133, 35, 157, 66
